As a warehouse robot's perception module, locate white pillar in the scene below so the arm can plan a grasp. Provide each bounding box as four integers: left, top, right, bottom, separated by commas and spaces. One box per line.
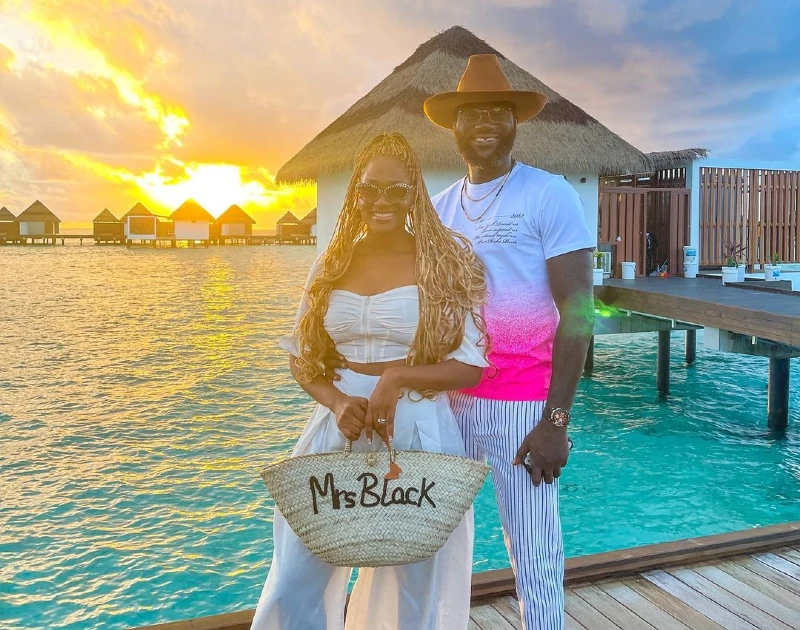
687, 160, 702, 260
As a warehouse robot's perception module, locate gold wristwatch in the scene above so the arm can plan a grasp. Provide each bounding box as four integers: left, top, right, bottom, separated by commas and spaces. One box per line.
548, 407, 571, 427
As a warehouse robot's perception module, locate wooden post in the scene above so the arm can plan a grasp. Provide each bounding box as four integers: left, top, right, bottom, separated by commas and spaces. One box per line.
584, 336, 595, 375
657, 331, 670, 395
685, 329, 696, 365
768, 358, 790, 432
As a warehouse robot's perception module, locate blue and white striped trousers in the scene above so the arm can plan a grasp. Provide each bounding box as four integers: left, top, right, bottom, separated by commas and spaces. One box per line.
450, 393, 564, 630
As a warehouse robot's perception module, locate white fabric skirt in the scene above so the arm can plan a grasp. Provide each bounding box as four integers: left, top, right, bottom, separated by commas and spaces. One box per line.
250, 369, 474, 630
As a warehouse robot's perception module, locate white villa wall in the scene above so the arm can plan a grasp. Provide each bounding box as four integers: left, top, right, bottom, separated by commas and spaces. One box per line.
316, 168, 599, 253
563, 173, 599, 245
174, 220, 210, 241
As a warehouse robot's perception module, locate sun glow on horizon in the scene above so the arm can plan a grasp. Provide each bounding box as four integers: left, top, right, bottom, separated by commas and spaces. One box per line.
136, 162, 283, 217
0, 3, 317, 227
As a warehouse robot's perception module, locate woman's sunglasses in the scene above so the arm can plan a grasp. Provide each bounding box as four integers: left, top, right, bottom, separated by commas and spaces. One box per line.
355, 182, 413, 205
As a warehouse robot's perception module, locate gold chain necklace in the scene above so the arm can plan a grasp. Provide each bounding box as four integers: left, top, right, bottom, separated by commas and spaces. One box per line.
462, 174, 505, 202
459, 164, 514, 223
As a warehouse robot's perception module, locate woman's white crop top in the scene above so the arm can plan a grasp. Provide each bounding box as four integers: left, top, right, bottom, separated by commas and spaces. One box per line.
279, 261, 487, 368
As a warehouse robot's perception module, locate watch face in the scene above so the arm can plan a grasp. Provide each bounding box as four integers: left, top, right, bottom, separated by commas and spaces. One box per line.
551, 408, 570, 427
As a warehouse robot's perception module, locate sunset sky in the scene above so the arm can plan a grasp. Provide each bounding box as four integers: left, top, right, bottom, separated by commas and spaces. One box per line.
1, 0, 798, 228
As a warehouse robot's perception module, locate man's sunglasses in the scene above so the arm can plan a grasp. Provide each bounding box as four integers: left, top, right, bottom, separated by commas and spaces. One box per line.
457, 106, 513, 126
355, 182, 414, 204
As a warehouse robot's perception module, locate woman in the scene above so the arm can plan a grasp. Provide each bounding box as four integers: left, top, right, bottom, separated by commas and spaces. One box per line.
251, 132, 488, 630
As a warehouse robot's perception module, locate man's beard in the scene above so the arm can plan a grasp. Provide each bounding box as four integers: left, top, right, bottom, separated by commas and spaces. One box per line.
455, 127, 516, 171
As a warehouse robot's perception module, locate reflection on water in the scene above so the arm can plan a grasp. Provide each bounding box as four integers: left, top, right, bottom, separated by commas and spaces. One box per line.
1, 243, 798, 630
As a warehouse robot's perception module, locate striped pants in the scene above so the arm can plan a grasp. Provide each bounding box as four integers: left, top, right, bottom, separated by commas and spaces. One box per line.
450, 394, 564, 630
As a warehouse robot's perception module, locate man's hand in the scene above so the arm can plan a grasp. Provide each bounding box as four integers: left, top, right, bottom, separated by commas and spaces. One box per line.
331, 394, 368, 441
513, 419, 570, 486
322, 348, 348, 382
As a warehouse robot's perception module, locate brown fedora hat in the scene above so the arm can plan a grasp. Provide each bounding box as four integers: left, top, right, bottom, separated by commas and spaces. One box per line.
424, 54, 547, 129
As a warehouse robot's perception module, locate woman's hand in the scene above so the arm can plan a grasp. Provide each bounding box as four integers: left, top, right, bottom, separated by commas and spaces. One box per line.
322, 349, 348, 382
365, 369, 402, 445
331, 394, 368, 441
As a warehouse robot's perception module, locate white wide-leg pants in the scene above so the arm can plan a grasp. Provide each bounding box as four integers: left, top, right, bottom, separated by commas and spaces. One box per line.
251, 369, 474, 630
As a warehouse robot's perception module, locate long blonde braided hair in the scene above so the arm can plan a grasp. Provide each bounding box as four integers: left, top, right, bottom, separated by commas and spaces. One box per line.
294, 132, 488, 385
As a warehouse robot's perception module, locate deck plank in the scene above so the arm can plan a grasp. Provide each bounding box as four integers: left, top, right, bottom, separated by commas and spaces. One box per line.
665, 567, 794, 630
566, 613, 588, 630
565, 587, 623, 630
488, 596, 523, 629
754, 553, 800, 581
692, 564, 800, 629
572, 583, 657, 629
468, 603, 518, 630
717, 560, 800, 612
597, 580, 694, 630
622, 576, 728, 630
732, 557, 800, 595
775, 548, 800, 567
643, 569, 761, 630
667, 568, 791, 630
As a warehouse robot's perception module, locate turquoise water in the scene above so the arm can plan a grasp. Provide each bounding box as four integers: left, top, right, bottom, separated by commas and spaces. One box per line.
1, 244, 798, 630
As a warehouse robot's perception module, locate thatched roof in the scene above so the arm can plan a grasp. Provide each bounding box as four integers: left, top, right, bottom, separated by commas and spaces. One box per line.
171, 199, 215, 222
647, 148, 709, 171
17, 200, 60, 222
93, 208, 119, 223
0, 206, 15, 221
217, 204, 256, 225
277, 26, 650, 182
120, 202, 154, 221
300, 207, 317, 225
277, 211, 300, 225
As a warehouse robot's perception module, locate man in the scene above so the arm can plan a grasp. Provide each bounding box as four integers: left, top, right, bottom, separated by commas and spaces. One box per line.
423, 54, 595, 629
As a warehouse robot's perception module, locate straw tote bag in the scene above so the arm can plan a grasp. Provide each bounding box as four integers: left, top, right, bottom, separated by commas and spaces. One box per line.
261, 440, 489, 567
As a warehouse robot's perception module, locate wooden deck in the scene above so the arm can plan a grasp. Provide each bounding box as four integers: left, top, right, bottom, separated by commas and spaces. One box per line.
131, 522, 800, 630
595, 276, 800, 347
473, 547, 800, 629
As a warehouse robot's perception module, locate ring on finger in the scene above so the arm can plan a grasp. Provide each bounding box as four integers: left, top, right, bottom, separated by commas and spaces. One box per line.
376, 418, 387, 425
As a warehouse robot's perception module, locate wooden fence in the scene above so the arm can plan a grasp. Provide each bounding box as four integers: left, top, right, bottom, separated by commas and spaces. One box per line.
598, 187, 690, 276
700, 167, 800, 267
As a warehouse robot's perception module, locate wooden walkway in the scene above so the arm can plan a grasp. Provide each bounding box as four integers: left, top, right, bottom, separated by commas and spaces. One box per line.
132, 522, 800, 630
595, 277, 800, 347
471, 547, 800, 629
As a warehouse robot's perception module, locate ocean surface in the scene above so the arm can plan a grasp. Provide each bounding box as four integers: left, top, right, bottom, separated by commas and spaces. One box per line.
1, 243, 798, 630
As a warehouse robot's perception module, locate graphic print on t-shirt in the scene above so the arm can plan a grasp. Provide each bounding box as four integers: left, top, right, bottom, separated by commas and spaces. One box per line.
434, 163, 596, 401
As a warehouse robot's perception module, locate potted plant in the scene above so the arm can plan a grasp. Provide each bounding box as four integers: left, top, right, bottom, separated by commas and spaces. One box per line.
592, 250, 605, 286
722, 241, 745, 285
764, 252, 781, 281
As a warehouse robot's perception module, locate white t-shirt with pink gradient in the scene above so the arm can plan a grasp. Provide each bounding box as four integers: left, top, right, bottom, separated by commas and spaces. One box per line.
433, 162, 595, 402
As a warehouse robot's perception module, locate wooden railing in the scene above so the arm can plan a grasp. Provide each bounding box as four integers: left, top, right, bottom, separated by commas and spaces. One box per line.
700, 167, 800, 267
598, 187, 690, 276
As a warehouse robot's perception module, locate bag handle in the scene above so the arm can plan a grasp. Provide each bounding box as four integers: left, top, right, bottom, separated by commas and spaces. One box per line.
343, 438, 397, 464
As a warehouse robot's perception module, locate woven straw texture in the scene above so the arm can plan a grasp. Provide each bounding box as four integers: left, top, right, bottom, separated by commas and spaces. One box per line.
261, 449, 489, 567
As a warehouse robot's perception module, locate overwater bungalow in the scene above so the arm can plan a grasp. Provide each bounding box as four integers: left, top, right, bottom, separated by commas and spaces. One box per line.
0, 206, 19, 243
215, 204, 255, 244
121, 202, 161, 244
16, 200, 60, 237
298, 207, 317, 244
275, 211, 301, 242
171, 199, 215, 246
92, 208, 124, 244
